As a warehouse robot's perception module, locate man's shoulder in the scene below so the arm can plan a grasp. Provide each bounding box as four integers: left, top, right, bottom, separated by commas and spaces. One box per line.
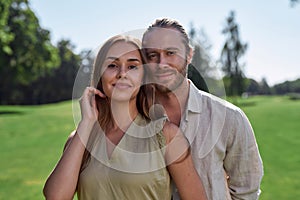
192, 86, 240, 111
188, 81, 245, 119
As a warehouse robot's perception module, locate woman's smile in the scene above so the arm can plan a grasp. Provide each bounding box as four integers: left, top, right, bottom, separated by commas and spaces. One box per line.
113, 82, 132, 89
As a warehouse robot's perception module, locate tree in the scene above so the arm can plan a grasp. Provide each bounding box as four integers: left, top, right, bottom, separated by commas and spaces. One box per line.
245, 78, 260, 95
273, 78, 300, 94
0, 0, 59, 104
220, 11, 248, 96
25, 40, 80, 104
259, 77, 271, 95
188, 23, 211, 93
290, 0, 299, 7
0, 0, 14, 55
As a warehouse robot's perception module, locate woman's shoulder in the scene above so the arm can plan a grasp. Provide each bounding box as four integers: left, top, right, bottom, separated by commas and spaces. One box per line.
63, 130, 76, 151
162, 121, 181, 144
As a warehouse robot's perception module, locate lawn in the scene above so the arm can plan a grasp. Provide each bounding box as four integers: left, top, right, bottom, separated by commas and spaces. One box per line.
235, 95, 300, 199
0, 101, 75, 199
0, 96, 299, 199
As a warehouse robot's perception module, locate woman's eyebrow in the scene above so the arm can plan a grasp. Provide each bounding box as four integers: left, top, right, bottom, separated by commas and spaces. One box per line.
127, 58, 141, 62
106, 56, 119, 61
106, 57, 140, 62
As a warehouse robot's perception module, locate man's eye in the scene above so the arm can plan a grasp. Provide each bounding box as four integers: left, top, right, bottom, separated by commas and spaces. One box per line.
147, 53, 158, 60
167, 51, 175, 56
128, 65, 138, 70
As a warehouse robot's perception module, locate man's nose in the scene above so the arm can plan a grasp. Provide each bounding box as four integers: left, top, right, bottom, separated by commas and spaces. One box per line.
158, 53, 168, 66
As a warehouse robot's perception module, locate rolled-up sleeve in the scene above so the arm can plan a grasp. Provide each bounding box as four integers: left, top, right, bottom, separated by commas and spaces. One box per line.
224, 108, 264, 200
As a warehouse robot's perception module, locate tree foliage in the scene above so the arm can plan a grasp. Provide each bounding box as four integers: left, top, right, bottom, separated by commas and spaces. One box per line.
0, 0, 14, 55
2, 1, 298, 105
23, 39, 80, 104
273, 78, 300, 95
187, 23, 212, 93
245, 77, 271, 95
220, 11, 248, 96
290, 0, 299, 7
0, 0, 60, 104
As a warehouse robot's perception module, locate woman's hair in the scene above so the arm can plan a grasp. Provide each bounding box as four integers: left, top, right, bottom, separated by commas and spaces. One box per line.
81, 35, 154, 171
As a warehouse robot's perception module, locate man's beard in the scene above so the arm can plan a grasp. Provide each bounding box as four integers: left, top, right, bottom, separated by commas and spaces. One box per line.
154, 64, 187, 93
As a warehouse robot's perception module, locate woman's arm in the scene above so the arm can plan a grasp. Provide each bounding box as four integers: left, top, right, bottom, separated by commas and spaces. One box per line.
43, 87, 104, 199
163, 122, 207, 200
43, 123, 92, 199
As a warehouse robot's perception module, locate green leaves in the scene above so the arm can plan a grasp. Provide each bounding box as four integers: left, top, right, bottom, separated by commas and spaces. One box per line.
0, 0, 62, 104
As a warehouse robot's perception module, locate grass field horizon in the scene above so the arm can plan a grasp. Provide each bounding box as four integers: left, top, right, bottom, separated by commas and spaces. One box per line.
0, 95, 299, 199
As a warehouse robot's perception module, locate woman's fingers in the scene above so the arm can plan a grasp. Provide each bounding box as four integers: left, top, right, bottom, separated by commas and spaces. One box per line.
85, 87, 106, 98
93, 88, 106, 98
79, 87, 105, 122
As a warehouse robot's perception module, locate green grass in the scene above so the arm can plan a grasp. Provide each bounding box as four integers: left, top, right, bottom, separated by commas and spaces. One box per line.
0, 96, 299, 199
0, 101, 75, 199
232, 95, 300, 199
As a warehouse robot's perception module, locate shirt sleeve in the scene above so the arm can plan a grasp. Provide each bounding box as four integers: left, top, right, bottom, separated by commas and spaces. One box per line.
223, 108, 264, 200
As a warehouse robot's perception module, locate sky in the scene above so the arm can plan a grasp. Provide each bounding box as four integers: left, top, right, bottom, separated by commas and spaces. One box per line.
29, 0, 300, 86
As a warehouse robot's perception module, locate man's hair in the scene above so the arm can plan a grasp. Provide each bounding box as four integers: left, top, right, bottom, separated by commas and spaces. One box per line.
142, 18, 191, 52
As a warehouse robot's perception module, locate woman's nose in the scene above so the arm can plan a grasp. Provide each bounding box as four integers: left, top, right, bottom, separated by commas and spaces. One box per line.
117, 66, 127, 79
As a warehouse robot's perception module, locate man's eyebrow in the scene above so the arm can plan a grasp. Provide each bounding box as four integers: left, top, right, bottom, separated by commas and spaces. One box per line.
165, 47, 179, 51
144, 47, 179, 52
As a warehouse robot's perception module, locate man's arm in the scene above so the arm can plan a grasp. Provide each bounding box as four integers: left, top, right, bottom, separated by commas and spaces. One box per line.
224, 108, 264, 200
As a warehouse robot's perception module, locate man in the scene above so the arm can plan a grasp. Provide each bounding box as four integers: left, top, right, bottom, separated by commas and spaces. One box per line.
142, 18, 263, 199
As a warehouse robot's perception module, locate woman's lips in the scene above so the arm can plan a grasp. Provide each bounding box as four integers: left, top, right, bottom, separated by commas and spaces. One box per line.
113, 82, 132, 89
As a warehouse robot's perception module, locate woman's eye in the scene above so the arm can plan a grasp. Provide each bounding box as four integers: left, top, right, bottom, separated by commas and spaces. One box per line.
107, 64, 118, 68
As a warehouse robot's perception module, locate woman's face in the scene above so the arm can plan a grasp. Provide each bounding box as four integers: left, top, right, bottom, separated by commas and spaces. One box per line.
101, 41, 144, 102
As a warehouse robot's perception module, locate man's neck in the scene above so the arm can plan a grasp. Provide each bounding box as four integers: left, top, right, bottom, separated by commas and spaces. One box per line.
155, 79, 189, 126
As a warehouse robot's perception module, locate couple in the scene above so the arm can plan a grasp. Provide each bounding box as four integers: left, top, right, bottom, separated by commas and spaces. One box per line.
43, 18, 263, 200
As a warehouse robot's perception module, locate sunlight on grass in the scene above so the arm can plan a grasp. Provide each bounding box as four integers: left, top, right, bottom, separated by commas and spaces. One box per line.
0, 96, 299, 199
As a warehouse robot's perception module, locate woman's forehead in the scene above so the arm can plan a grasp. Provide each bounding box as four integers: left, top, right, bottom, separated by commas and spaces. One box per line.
106, 42, 141, 59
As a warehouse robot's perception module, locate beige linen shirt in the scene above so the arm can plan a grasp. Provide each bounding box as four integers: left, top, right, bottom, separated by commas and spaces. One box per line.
173, 81, 263, 200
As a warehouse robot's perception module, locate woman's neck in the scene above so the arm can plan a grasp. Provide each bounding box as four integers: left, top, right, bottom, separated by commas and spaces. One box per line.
108, 99, 138, 132
103, 99, 138, 156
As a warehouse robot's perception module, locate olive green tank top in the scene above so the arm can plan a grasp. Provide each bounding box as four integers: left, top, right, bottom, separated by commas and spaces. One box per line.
77, 115, 172, 199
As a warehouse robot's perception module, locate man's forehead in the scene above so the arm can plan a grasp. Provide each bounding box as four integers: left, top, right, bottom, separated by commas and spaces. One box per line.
142, 28, 185, 49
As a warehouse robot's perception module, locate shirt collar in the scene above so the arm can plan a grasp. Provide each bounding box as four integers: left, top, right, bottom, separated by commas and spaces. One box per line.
186, 79, 203, 114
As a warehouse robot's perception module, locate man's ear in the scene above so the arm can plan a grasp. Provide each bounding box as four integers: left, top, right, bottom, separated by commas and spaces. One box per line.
187, 47, 193, 65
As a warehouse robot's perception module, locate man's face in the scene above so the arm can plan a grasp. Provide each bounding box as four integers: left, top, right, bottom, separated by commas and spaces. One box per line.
142, 28, 191, 93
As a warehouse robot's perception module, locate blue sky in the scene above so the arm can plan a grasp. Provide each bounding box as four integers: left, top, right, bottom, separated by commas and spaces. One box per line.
29, 0, 300, 86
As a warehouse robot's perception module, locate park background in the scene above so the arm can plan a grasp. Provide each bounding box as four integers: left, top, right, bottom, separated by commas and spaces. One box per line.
0, 0, 300, 199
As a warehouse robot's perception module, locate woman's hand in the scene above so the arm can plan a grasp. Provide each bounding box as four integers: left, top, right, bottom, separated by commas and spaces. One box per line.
79, 86, 106, 123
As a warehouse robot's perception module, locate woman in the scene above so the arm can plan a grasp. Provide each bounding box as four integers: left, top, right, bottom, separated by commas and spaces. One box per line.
43, 35, 207, 200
